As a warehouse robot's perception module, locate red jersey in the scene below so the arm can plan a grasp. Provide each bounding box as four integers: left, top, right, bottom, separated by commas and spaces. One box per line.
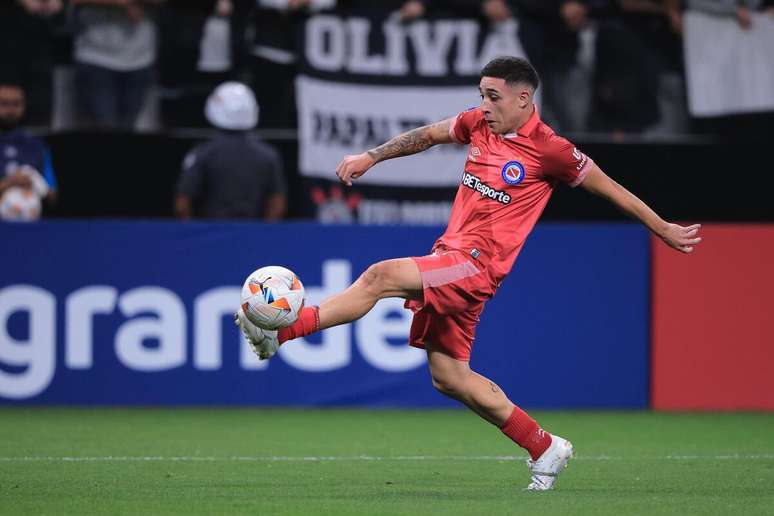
437, 106, 594, 292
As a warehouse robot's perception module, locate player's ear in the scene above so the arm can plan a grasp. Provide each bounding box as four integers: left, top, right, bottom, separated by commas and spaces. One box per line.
516, 85, 532, 108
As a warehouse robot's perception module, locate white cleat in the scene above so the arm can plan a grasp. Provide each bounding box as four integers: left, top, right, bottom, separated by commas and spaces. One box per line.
234, 308, 279, 360
526, 434, 574, 491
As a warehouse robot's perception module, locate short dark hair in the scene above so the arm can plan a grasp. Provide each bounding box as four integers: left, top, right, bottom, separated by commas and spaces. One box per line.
480, 56, 540, 90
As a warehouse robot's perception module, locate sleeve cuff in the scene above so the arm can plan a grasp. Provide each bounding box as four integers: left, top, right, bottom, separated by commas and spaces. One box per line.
569, 157, 594, 188
448, 116, 464, 144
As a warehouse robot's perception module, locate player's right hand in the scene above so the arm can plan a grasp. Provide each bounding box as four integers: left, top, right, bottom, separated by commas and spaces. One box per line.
335, 153, 375, 186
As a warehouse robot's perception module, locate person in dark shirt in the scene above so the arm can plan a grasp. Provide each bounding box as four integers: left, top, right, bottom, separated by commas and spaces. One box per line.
0, 0, 64, 127
247, 0, 334, 129
175, 81, 286, 219
157, 0, 253, 128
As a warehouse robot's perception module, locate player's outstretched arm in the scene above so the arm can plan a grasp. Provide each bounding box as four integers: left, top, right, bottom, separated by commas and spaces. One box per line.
579, 164, 702, 253
336, 118, 454, 186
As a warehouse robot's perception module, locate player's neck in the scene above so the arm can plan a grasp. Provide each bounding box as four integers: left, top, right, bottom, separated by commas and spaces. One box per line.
501, 104, 535, 136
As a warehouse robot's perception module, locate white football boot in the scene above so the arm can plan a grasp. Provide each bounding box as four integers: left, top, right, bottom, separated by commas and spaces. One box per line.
526, 433, 574, 491
234, 308, 279, 360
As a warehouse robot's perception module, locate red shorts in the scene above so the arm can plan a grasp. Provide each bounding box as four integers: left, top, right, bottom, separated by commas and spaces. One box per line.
405, 248, 492, 361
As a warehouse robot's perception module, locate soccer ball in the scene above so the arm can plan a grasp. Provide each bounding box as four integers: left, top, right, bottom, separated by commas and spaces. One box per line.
240, 266, 305, 330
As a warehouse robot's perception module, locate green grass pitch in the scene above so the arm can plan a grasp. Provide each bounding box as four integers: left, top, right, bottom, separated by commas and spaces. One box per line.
1, 409, 773, 515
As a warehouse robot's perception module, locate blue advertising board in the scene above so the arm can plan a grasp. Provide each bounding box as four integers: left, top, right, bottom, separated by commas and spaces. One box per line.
0, 222, 649, 408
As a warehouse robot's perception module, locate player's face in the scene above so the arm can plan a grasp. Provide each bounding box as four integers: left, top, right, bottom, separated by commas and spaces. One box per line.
0, 86, 25, 130
478, 77, 531, 135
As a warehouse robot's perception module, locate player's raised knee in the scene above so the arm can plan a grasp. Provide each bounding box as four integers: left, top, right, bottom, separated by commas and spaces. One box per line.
358, 262, 388, 295
358, 260, 409, 296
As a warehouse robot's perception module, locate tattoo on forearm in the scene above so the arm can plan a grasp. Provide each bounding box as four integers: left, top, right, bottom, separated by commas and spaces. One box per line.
489, 381, 500, 393
367, 124, 436, 163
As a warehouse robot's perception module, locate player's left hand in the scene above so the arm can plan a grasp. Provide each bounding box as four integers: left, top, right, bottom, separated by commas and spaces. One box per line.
660, 223, 702, 253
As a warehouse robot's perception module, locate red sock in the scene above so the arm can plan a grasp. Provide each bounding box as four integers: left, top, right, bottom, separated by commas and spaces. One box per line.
278, 306, 320, 344
499, 406, 552, 460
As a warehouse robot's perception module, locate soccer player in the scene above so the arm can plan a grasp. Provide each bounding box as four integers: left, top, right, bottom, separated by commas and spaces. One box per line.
236, 56, 702, 490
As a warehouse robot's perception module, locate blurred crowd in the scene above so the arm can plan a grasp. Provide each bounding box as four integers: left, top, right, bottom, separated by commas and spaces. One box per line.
1, 0, 773, 222
1, 0, 772, 134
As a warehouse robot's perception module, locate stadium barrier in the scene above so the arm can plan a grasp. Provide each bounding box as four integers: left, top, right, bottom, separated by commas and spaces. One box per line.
44, 132, 774, 223
0, 222, 649, 408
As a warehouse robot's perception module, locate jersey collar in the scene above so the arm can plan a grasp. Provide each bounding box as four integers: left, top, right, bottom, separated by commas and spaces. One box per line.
502, 105, 540, 139
517, 105, 540, 137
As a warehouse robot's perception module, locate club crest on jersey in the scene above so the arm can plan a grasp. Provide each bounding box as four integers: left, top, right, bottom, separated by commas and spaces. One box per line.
501, 160, 526, 185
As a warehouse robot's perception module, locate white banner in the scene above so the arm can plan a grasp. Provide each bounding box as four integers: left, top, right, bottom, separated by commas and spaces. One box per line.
296, 13, 530, 188
684, 10, 774, 117
297, 75, 477, 187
